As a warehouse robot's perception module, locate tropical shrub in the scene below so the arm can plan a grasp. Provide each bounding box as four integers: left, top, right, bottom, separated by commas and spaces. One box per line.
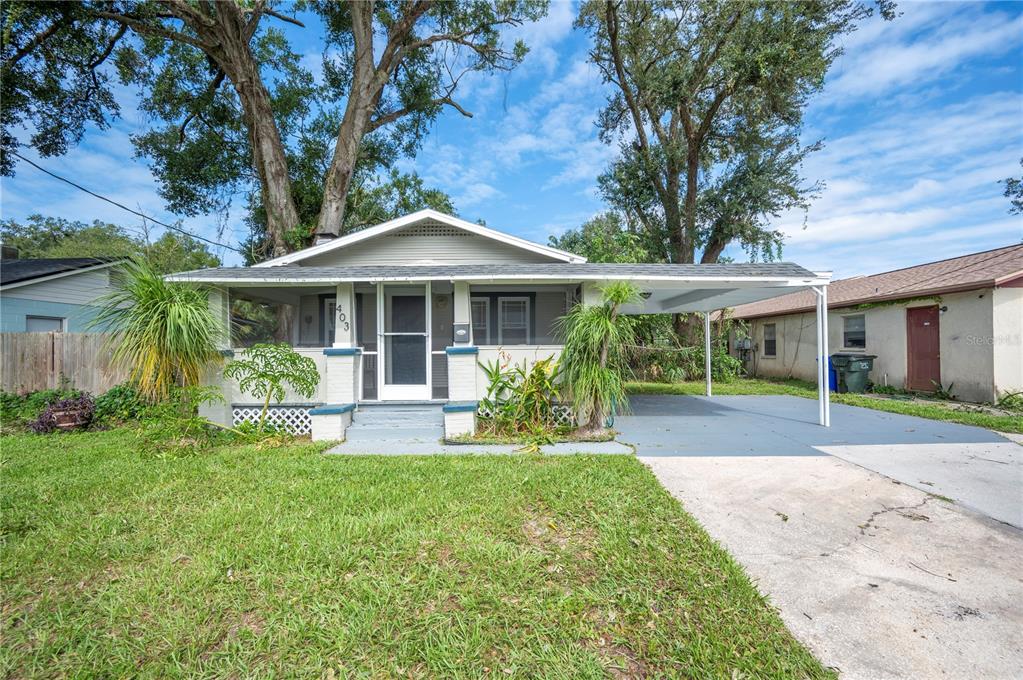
30, 394, 96, 434
89, 258, 225, 402
556, 281, 640, 433
223, 343, 320, 432
478, 354, 560, 437
94, 383, 150, 423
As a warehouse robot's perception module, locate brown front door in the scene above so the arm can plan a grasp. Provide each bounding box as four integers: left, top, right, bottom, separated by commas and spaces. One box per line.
906, 306, 940, 391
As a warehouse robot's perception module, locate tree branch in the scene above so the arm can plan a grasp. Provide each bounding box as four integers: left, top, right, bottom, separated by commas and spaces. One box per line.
178, 69, 226, 142
4, 18, 66, 68
88, 24, 127, 69
90, 10, 211, 51
264, 8, 305, 27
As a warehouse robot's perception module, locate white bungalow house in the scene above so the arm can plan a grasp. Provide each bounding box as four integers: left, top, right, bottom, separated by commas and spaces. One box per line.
167, 210, 833, 441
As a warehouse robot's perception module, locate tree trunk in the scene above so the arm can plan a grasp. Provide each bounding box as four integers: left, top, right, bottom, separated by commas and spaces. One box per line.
315, 1, 381, 240
220, 49, 298, 258
680, 145, 700, 263
316, 103, 372, 239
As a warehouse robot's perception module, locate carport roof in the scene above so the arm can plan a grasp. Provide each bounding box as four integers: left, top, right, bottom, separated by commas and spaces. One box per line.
166, 262, 830, 313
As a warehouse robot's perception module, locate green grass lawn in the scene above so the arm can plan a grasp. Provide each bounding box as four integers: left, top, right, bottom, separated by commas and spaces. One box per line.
0, 429, 830, 679
627, 379, 1023, 434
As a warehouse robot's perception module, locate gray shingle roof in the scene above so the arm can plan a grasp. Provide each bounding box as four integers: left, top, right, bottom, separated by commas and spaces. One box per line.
167, 262, 820, 283
0, 257, 122, 286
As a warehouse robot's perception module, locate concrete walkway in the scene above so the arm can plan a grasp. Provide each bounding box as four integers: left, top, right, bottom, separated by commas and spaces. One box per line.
326, 439, 633, 455
622, 395, 1023, 679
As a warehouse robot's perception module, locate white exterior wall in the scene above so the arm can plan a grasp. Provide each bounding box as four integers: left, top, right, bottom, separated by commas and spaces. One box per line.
301, 229, 559, 266
738, 289, 1004, 402
992, 286, 1023, 399
448, 354, 478, 402
475, 346, 564, 397
224, 347, 329, 404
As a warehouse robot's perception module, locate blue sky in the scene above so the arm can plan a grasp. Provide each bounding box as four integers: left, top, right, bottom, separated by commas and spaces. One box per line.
1, 1, 1021, 278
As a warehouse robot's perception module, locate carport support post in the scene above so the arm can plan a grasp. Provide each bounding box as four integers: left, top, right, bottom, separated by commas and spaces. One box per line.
821, 285, 831, 426
813, 286, 831, 427
704, 312, 712, 397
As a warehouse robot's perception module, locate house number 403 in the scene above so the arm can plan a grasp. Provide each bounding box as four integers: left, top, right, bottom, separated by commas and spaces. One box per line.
335, 306, 350, 332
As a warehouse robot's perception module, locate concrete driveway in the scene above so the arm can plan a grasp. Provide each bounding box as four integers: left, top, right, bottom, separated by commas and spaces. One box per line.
617, 395, 1023, 679
620, 394, 1021, 527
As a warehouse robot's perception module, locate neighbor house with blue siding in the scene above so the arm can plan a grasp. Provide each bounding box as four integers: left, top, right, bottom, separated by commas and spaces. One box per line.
0, 257, 123, 332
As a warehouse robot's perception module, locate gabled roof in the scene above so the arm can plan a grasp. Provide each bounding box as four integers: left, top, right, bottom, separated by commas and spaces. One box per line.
252, 209, 586, 267
730, 244, 1023, 319
0, 257, 124, 288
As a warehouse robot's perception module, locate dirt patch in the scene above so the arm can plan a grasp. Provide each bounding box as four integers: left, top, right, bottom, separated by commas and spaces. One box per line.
581, 622, 648, 680
202, 611, 267, 659
521, 508, 597, 552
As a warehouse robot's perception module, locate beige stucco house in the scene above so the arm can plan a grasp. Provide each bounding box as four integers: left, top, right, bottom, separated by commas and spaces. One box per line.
729, 244, 1023, 404
168, 210, 836, 440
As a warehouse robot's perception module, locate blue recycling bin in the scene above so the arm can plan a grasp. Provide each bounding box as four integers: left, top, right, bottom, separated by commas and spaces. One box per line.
817, 357, 839, 392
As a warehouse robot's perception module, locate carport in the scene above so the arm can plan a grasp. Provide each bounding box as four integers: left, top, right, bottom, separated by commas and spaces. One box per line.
610, 264, 833, 426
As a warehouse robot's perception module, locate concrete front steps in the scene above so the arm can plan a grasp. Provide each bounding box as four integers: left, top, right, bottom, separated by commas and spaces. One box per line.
343, 403, 444, 445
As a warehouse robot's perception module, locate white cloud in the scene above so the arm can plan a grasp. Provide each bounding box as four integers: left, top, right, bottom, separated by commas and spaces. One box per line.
823, 4, 1023, 102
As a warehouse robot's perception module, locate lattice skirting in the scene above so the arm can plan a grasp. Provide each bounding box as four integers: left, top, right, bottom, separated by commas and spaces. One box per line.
476, 402, 576, 427
232, 405, 313, 434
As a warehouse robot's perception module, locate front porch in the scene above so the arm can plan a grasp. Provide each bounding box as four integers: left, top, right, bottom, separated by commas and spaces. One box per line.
205, 277, 573, 440
174, 263, 834, 442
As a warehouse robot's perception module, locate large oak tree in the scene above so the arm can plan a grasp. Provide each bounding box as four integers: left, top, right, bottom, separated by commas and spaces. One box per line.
578, 0, 891, 339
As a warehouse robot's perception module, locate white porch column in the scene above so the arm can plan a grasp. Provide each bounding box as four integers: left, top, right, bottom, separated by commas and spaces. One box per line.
581, 282, 603, 306
200, 287, 233, 427
333, 282, 356, 347
322, 282, 359, 415
446, 280, 477, 437
704, 311, 712, 397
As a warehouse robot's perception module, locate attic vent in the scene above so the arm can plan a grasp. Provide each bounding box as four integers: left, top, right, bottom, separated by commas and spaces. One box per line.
392, 223, 470, 238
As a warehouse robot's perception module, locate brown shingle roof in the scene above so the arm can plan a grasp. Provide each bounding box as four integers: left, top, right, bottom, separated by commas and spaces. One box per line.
730, 244, 1023, 319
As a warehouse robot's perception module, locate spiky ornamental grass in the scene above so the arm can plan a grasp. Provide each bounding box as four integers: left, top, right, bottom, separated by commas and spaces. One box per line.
556, 281, 641, 433
89, 259, 224, 403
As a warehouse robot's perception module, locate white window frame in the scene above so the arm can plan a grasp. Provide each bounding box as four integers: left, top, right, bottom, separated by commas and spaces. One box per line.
498, 296, 531, 345
762, 322, 777, 358
842, 313, 866, 350
470, 297, 490, 345
25, 315, 66, 333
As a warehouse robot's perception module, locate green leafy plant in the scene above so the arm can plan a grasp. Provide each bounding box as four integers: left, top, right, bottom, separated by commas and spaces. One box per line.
556, 281, 640, 434
94, 383, 150, 423
996, 391, 1023, 413
477, 353, 561, 439
1, 388, 82, 431
89, 259, 225, 402
134, 386, 234, 456
223, 344, 320, 432
930, 381, 956, 401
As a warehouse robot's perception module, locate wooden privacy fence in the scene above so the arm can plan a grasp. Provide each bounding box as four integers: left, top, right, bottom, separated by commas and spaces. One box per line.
0, 332, 129, 395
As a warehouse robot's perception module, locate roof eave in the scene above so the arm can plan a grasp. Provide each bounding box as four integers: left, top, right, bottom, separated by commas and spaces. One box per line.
731, 279, 1002, 320
0, 259, 125, 291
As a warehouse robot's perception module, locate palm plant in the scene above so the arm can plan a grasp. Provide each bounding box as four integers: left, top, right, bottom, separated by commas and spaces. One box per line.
89, 259, 225, 402
556, 281, 641, 434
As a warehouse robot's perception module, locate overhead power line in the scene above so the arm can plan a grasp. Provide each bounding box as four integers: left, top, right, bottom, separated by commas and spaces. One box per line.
9, 150, 243, 254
